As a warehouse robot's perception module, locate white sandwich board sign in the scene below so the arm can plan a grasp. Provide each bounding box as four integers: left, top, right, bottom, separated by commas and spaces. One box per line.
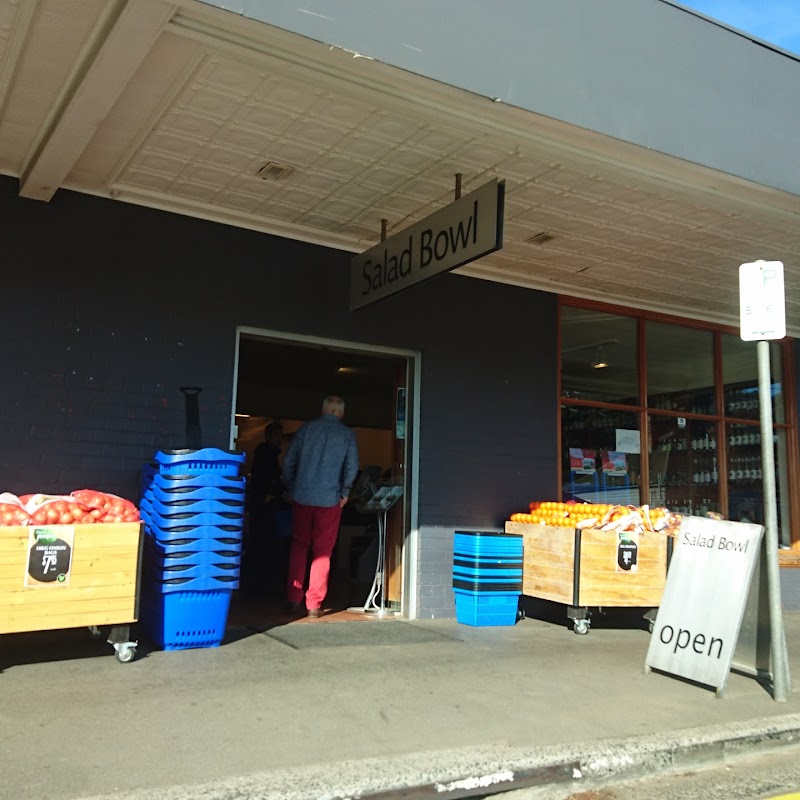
645, 516, 764, 695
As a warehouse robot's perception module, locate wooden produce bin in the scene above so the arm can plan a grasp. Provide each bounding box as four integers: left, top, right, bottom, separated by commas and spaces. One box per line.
506, 521, 673, 634
0, 522, 144, 661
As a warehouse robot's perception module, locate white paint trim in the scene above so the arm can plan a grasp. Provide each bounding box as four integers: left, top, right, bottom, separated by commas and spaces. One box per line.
105, 41, 207, 188
229, 326, 242, 451
0, 0, 40, 125
233, 325, 421, 619
93, 183, 364, 252
20, 0, 176, 201
454, 264, 800, 338
402, 350, 422, 621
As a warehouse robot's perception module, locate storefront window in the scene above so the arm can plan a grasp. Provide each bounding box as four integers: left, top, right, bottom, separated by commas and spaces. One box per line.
561, 307, 638, 405
721, 334, 784, 423
646, 322, 714, 414
561, 405, 641, 506
726, 424, 791, 546
560, 300, 795, 545
649, 415, 720, 516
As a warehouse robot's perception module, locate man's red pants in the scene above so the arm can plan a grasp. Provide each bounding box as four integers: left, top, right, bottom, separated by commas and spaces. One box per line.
286, 501, 343, 610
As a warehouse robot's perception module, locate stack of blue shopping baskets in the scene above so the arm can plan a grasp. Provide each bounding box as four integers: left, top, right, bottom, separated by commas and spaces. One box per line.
452, 530, 523, 626
140, 448, 246, 650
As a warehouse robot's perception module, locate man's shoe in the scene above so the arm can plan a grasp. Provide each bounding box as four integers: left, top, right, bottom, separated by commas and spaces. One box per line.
307, 608, 323, 619
285, 601, 303, 615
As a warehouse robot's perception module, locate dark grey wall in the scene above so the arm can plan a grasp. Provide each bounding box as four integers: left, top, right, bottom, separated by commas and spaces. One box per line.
206, 0, 800, 196
0, 177, 557, 615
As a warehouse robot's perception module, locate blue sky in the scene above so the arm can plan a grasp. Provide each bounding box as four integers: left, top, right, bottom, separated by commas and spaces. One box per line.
677, 1, 800, 56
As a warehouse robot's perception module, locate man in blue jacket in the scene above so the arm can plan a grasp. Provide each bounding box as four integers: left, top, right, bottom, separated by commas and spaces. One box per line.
282, 395, 359, 618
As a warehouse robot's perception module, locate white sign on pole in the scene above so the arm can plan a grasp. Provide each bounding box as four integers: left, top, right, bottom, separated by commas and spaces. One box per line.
739, 260, 785, 341
645, 516, 763, 695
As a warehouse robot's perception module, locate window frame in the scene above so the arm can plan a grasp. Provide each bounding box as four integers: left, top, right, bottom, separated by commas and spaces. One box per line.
558, 296, 799, 551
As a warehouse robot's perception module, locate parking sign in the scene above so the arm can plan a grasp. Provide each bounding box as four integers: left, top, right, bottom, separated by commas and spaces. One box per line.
739, 261, 785, 341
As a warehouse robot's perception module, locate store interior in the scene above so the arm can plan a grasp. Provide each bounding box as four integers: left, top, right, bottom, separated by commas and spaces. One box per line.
560, 307, 790, 540
231, 333, 406, 623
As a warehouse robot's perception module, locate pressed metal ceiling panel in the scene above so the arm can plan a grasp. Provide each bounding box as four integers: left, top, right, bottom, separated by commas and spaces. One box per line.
0, 0, 107, 173
0, 0, 797, 332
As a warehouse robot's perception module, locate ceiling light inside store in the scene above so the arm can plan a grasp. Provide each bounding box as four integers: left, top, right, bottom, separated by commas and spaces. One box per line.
591, 346, 609, 369
255, 162, 294, 180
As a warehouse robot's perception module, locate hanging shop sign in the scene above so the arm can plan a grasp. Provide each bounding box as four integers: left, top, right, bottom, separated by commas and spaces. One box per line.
645, 515, 763, 695
350, 179, 505, 310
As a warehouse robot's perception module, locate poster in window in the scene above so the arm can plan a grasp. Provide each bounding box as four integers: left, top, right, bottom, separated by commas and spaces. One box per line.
395, 387, 406, 440
615, 428, 641, 454
602, 450, 628, 475
569, 448, 596, 474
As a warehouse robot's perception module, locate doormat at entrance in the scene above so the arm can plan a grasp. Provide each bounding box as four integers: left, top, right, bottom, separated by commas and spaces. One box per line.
265, 621, 463, 650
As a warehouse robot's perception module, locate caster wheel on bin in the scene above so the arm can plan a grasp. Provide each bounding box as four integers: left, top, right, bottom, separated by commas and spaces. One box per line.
115, 643, 137, 663
573, 620, 590, 635
648, 620, 655, 634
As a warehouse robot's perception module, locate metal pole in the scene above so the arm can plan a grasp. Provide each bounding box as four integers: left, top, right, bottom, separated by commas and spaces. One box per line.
757, 339, 791, 701
379, 510, 387, 613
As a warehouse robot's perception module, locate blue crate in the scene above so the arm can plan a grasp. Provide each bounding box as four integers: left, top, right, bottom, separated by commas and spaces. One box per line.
155, 448, 245, 477
143, 496, 245, 519
145, 560, 240, 580
148, 537, 243, 556
149, 473, 246, 492
142, 588, 233, 650
454, 590, 520, 627
148, 532, 243, 548
144, 523, 244, 542
454, 532, 523, 558
144, 536, 242, 565
453, 555, 523, 568
452, 576, 522, 593
452, 567, 522, 582
147, 485, 246, 507
144, 511, 245, 530
145, 547, 242, 567
146, 574, 240, 593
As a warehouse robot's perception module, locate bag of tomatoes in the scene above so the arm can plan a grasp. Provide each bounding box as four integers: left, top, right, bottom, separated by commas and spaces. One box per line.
0, 492, 32, 526
70, 489, 140, 523
24, 494, 94, 525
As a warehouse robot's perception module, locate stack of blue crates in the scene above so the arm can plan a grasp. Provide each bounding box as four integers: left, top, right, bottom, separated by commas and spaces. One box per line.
452, 531, 523, 626
140, 448, 246, 650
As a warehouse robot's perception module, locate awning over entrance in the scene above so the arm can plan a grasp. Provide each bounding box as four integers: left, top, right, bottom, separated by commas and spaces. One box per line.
0, 0, 798, 332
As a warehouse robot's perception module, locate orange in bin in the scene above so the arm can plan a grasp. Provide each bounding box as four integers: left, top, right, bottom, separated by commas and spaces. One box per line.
509, 501, 677, 534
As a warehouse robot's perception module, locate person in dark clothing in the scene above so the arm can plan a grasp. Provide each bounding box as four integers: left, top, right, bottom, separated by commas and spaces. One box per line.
244, 422, 289, 600
250, 423, 285, 506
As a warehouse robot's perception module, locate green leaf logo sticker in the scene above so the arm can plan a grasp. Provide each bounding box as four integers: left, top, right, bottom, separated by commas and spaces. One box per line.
35, 529, 58, 546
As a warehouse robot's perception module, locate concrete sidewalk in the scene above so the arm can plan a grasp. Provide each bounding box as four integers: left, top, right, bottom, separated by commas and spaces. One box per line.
2, 601, 800, 800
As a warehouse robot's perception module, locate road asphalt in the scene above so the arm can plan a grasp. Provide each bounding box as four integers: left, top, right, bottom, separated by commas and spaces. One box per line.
2, 597, 800, 800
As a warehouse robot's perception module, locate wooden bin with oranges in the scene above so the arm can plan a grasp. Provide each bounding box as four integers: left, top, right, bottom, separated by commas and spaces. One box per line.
505, 502, 675, 634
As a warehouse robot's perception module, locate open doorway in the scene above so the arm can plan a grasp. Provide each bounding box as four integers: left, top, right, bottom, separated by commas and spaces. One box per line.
230, 329, 414, 624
